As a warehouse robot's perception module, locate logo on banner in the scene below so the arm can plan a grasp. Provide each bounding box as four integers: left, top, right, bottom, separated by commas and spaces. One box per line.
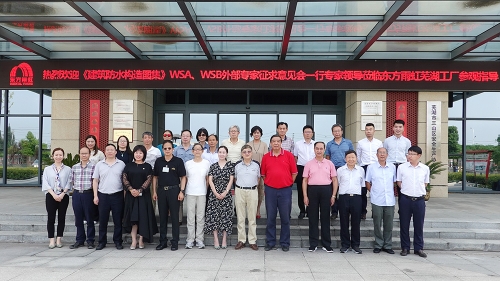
10, 62, 34, 86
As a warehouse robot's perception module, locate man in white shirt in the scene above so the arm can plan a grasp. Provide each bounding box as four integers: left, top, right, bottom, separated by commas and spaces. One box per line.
337, 150, 365, 254
357, 122, 383, 220
142, 131, 162, 168
293, 125, 316, 219
221, 125, 246, 164
383, 119, 411, 167
365, 147, 396, 254
397, 146, 430, 258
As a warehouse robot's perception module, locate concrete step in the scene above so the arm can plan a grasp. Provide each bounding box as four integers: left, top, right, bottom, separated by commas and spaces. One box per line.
1, 230, 500, 251
2, 221, 500, 240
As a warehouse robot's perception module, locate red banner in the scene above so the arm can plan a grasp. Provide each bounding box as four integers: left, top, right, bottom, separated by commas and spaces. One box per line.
395, 101, 408, 137
89, 100, 100, 143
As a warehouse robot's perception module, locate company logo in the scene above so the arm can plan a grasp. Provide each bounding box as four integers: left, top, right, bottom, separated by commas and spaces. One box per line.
10, 62, 34, 86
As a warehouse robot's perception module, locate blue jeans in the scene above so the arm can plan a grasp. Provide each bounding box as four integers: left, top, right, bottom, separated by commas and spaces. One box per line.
265, 185, 292, 247
72, 191, 95, 244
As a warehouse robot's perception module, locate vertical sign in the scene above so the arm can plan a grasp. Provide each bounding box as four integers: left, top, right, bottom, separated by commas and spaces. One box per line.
89, 100, 100, 143
395, 101, 408, 137
426, 101, 441, 162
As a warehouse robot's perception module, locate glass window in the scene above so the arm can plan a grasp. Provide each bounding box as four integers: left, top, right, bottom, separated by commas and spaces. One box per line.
249, 114, 277, 143
0, 41, 26, 52
192, 2, 288, 17
218, 114, 246, 141
43, 91, 52, 114
42, 117, 51, 170
0, 90, 5, 114
155, 90, 185, 105
201, 22, 284, 37
250, 90, 308, 105
157, 113, 183, 146
0, 2, 80, 16
9, 90, 40, 114
291, 22, 377, 37
286, 55, 350, 60
312, 91, 339, 105
466, 92, 500, 118
210, 42, 281, 53
448, 92, 463, 118
471, 42, 500, 53
296, 1, 394, 16
383, 22, 496, 37
402, 1, 500, 16
35, 42, 124, 52
132, 42, 202, 53
190, 114, 217, 137
288, 41, 360, 53
314, 114, 337, 143
369, 41, 464, 52
0, 22, 105, 37
88, 2, 184, 16
6, 117, 40, 184
111, 22, 194, 37
189, 90, 246, 104
278, 114, 307, 143
0, 117, 4, 183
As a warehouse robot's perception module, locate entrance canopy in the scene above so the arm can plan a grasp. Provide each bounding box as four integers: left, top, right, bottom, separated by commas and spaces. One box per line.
1, 1, 500, 61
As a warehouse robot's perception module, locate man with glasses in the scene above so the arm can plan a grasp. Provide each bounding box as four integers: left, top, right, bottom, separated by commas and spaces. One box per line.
234, 145, 260, 250
174, 129, 194, 225
153, 140, 187, 251
293, 125, 316, 219
221, 125, 246, 164
326, 124, 354, 220
397, 146, 429, 258
142, 131, 162, 168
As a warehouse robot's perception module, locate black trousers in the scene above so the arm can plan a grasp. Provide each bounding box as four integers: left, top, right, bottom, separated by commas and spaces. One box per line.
296, 165, 307, 214
361, 165, 368, 215
72, 191, 95, 244
157, 186, 180, 246
331, 166, 341, 215
399, 194, 426, 251
98, 191, 123, 245
338, 194, 362, 249
45, 193, 69, 238
307, 185, 332, 248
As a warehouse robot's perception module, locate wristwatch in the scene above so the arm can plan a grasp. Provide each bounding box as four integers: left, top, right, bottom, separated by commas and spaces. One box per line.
180, 189, 185, 194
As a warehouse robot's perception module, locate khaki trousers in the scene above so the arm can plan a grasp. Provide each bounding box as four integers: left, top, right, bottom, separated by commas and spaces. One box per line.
235, 187, 258, 244
186, 194, 206, 244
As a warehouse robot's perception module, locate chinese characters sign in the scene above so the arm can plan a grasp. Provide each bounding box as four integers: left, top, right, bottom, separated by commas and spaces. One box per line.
426, 101, 441, 162
89, 100, 100, 143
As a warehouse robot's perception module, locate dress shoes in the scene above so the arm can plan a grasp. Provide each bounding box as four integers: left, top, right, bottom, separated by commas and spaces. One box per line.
373, 248, 381, 253
414, 250, 427, 258
156, 243, 168, 250
264, 244, 276, 251
330, 213, 338, 220
281, 246, 289, 252
70, 242, 85, 249
96, 243, 106, 250
171, 244, 178, 251
115, 243, 124, 250
234, 241, 245, 250
383, 248, 395, 254
298, 212, 305, 219
87, 242, 95, 249
400, 248, 409, 256
249, 244, 258, 251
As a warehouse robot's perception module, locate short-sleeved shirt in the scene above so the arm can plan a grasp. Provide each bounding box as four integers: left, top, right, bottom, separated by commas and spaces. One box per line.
260, 149, 298, 188
294, 139, 316, 166
146, 146, 162, 168
365, 162, 396, 206
202, 148, 219, 164
153, 156, 186, 188
71, 161, 95, 192
397, 162, 430, 197
174, 144, 194, 163
303, 158, 337, 186
234, 160, 260, 187
326, 138, 354, 167
337, 165, 365, 195
356, 137, 383, 166
93, 159, 126, 194
268, 135, 294, 152
383, 135, 411, 163
221, 138, 246, 163
185, 159, 211, 195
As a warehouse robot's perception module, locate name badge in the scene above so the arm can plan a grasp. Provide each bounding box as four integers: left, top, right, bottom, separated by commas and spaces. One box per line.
162, 166, 169, 173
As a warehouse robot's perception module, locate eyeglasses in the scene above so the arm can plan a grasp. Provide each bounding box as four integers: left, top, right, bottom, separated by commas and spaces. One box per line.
163, 133, 172, 137
198, 133, 206, 137
163, 147, 173, 150
230, 130, 239, 133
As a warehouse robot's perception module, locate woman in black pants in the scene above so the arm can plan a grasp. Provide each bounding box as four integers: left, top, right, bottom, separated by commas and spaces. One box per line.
42, 148, 72, 249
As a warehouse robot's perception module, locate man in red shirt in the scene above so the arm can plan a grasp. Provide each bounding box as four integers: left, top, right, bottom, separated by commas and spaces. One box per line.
261, 134, 298, 252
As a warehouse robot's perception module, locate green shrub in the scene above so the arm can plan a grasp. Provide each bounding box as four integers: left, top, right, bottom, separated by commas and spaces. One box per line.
0, 167, 39, 180
449, 172, 500, 188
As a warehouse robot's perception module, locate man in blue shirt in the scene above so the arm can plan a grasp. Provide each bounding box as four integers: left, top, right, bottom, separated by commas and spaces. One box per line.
326, 124, 354, 220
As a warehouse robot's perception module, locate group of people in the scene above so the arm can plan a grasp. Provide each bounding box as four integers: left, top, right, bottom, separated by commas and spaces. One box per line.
41, 119, 429, 258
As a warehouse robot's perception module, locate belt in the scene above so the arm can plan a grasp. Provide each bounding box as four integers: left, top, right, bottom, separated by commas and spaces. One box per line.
163, 185, 179, 190
77, 189, 93, 194
236, 185, 257, 190
339, 194, 360, 197
402, 193, 425, 201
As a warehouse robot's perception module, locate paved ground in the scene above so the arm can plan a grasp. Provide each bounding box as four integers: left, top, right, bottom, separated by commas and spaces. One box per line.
1, 243, 500, 281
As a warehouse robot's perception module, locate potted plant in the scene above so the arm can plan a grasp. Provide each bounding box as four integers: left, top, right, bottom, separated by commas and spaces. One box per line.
424, 160, 447, 201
